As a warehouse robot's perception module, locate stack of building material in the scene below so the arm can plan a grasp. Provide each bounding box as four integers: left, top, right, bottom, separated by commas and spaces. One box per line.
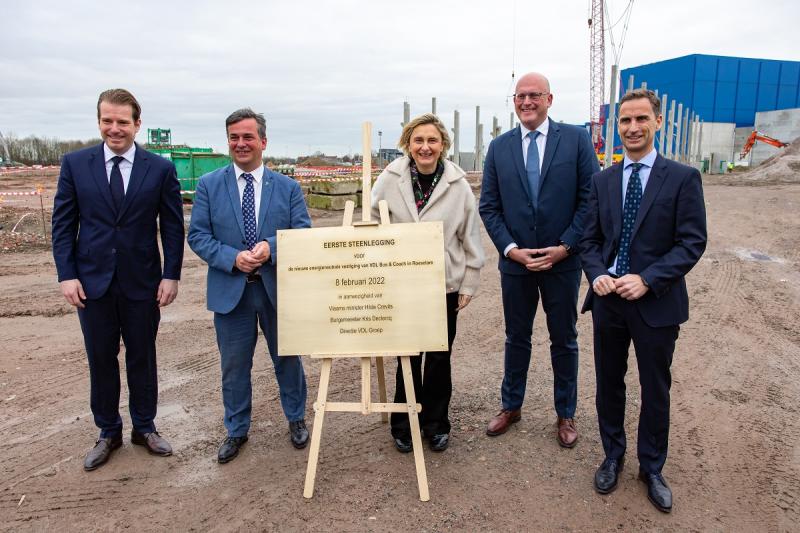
304, 179, 361, 210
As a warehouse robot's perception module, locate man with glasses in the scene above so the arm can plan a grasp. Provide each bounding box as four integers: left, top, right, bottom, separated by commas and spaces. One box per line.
479, 72, 599, 447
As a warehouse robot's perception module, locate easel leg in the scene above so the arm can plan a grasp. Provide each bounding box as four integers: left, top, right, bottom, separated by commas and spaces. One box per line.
303, 358, 332, 499
374, 357, 388, 423
400, 355, 430, 502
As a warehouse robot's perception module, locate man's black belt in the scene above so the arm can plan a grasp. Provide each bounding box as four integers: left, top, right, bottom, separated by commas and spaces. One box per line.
246, 272, 262, 283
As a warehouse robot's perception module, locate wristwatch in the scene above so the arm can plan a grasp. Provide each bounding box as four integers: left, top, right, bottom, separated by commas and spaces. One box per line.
559, 241, 572, 255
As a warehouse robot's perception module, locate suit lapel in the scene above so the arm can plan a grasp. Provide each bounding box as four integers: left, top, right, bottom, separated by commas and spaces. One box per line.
257, 166, 274, 239
539, 118, 560, 192
631, 155, 667, 240
225, 166, 247, 239
508, 126, 530, 198
117, 144, 149, 222
608, 163, 623, 242
89, 144, 116, 213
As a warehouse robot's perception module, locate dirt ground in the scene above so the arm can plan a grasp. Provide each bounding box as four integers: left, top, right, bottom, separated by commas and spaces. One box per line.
1, 168, 799, 532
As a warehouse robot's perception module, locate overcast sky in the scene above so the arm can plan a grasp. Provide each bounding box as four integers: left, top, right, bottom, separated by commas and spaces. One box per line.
1, 0, 798, 158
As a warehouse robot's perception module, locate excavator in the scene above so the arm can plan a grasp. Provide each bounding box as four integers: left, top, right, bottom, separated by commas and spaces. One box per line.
739, 131, 789, 160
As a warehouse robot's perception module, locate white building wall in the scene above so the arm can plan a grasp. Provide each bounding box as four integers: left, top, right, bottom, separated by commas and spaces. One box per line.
750, 108, 800, 165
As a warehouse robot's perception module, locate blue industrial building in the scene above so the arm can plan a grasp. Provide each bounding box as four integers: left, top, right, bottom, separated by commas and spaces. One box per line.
619, 54, 800, 127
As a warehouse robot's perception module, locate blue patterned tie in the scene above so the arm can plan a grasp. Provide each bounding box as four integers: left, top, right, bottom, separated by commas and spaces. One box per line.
616, 162, 643, 276
241, 173, 257, 250
526, 130, 541, 206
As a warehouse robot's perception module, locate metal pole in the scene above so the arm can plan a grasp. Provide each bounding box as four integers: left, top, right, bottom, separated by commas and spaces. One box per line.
432, 97, 437, 116
659, 93, 668, 155
452, 110, 460, 166
604, 64, 619, 169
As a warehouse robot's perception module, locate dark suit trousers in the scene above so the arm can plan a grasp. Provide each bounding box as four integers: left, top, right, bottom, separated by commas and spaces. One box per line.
500, 269, 580, 418
592, 293, 678, 474
77, 277, 160, 438
391, 292, 459, 439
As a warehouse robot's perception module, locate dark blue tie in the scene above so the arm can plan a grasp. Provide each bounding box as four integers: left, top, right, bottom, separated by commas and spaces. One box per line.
616, 162, 644, 276
526, 130, 541, 206
241, 173, 257, 250
110, 156, 125, 211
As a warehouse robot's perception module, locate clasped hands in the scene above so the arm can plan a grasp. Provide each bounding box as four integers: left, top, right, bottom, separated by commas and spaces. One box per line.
235, 240, 270, 273
592, 274, 649, 300
508, 245, 569, 272
60, 278, 179, 308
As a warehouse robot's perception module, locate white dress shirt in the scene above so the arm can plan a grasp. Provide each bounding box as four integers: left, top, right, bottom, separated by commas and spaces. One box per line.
233, 163, 264, 231
104, 143, 136, 192
504, 120, 550, 257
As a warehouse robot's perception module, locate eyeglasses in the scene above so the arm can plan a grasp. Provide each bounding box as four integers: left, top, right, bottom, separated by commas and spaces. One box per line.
513, 92, 549, 103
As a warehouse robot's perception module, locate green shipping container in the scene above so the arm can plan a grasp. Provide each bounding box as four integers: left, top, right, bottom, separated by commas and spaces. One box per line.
153, 150, 230, 201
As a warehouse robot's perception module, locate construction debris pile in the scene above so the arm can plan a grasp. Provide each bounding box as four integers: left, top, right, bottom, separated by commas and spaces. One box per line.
739, 136, 800, 184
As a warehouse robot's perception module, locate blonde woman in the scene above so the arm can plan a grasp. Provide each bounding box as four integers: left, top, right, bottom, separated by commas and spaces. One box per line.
371, 114, 485, 452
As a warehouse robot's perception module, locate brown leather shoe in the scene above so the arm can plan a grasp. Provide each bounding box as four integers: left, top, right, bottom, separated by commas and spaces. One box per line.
557, 417, 578, 448
131, 430, 173, 456
486, 409, 521, 436
84, 435, 122, 471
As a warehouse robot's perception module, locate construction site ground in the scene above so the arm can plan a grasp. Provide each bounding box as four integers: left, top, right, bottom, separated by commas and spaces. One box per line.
1, 166, 798, 531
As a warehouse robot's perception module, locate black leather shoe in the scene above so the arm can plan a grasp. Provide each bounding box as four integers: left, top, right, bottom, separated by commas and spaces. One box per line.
639, 471, 673, 513
131, 430, 173, 456
393, 437, 413, 453
84, 435, 122, 471
289, 420, 309, 449
429, 433, 449, 452
594, 457, 624, 494
217, 436, 248, 463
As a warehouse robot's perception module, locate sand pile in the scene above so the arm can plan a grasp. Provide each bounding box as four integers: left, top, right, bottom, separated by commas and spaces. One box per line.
737, 136, 800, 183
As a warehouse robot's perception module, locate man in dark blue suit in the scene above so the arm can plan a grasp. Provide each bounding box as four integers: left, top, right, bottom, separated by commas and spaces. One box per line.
52, 88, 185, 470
580, 89, 707, 512
188, 108, 310, 464
480, 72, 599, 447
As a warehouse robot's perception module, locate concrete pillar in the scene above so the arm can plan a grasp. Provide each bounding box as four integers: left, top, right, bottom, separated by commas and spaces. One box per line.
491, 116, 501, 139
659, 93, 668, 155
627, 74, 634, 94
402, 101, 410, 128
666, 101, 676, 159
604, 64, 619, 169
452, 110, 460, 166
509, 112, 515, 131
477, 123, 484, 171
680, 107, 689, 162
475, 106, 481, 171
641, 81, 647, 90
674, 103, 683, 161
432, 97, 437, 116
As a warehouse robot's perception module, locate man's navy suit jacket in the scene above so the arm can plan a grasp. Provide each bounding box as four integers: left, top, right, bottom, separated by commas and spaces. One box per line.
479, 118, 599, 275
187, 164, 311, 315
579, 155, 708, 327
52, 143, 185, 300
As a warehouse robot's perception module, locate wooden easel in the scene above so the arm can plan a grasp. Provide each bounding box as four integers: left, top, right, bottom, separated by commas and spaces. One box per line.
302, 123, 430, 502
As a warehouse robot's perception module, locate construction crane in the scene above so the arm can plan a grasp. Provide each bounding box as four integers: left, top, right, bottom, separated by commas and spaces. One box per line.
588, 0, 605, 150
739, 131, 789, 159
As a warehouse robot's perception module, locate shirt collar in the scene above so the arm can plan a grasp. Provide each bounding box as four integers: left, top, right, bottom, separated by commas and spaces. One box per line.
623, 148, 657, 170
520, 118, 550, 140
234, 163, 264, 183
104, 143, 136, 164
